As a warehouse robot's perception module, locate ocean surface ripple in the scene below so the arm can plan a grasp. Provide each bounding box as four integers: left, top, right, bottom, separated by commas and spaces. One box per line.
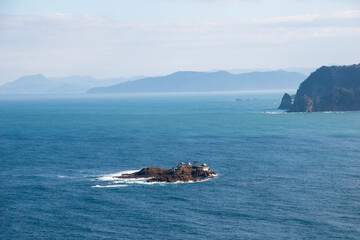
1, 93, 360, 239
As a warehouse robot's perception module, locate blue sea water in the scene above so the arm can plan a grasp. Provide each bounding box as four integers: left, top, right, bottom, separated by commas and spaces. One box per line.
1, 92, 360, 239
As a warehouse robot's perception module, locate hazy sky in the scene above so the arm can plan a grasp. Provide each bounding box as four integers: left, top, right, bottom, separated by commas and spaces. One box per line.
0, 0, 359, 84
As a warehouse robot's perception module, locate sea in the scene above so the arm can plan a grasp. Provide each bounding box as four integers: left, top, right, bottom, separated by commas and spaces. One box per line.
1, 91, 360, 239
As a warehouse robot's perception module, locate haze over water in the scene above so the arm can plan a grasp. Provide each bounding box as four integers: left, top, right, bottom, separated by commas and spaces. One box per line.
1, 92, 359, 239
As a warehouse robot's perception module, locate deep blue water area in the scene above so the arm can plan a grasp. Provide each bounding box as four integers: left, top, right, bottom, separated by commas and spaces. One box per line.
1, 92, 360, 239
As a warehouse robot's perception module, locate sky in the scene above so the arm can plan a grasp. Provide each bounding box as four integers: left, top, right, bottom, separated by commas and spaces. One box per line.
0, 0, 359, 84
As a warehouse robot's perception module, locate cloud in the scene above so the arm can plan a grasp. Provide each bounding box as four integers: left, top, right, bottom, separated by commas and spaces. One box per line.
0, 9, 359, 83
2, 10, 359, 39
332, 10, 360, 19
253, 10, 360, 24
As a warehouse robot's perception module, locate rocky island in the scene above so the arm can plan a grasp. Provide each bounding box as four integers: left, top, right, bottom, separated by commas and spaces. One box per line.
116, 162, 216, 183
279, 64, 360, 112
278, 93, 293, 109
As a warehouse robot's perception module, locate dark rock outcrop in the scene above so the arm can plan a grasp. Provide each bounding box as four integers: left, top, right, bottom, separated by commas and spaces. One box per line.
278, 93, 293, 109
288, 64, 360, 112
116, 166, 216, 183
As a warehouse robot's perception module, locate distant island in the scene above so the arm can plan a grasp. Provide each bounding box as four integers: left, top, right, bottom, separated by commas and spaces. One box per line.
87, 70, 306, 93
0, 70, 306, 94
279, 64, 360, 112
116, 162, 216, 183
0, 74, 144, 94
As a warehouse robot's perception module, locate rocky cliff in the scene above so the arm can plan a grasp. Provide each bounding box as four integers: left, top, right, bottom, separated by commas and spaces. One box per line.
286, 64, 360, 112
278, 93, 293, 109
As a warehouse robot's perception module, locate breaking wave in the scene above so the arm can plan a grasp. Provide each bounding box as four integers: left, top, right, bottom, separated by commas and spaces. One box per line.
264, 111, 345, 114
321, 111, 344, 114
95, 169, 140, 181
92, 169, 165, 188
263, 111, 285, 114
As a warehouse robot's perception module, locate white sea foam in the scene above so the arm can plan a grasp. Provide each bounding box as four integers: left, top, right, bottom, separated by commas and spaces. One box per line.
93, 169, 157, 187
266, 111, 345, 114
264, 111, 285, 114
321, 111, 344, 114
111, 178, 151, 184
93, 170, 217, 188
96, 169, 140, 181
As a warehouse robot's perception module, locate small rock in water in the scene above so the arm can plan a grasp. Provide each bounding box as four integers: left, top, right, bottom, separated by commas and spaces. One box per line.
116, 163, 216, 183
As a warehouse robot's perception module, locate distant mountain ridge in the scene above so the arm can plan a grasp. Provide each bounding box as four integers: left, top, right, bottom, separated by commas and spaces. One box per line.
0, 75, 144, 94
88, 70, 306, 93
0, 70, 307, 94
225, 67, 315, 75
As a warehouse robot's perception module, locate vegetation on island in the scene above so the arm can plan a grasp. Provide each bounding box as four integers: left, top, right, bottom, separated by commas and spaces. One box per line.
279, 64, 360, 112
